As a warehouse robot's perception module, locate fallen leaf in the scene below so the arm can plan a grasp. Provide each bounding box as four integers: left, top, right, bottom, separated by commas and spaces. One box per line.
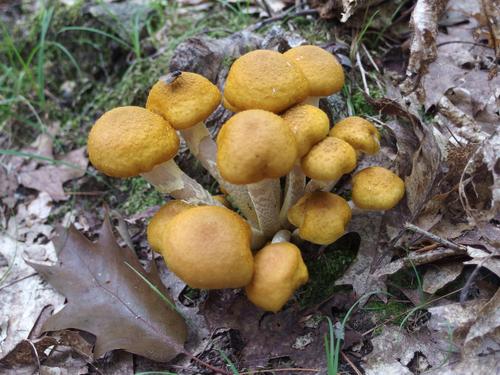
29, 217, 187, 362
422, 261, 464, 294
18, 148, 88, 201
362, 325, 447, 374
0, 235, 65, 358
400, 0, 449, 94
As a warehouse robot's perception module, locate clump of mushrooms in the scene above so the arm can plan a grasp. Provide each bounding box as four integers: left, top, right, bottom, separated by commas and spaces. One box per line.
87, 45, 406, 312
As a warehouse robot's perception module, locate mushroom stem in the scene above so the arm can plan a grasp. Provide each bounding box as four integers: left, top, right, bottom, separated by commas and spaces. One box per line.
301, 96, 320, 107
347, 200, 371, 215
141, 159, 222, 206
279, 162, 306, 227
180, 122, 258, 227
271, 230, 292, 244
247, 178, 281, 237
304, 178, 339, 193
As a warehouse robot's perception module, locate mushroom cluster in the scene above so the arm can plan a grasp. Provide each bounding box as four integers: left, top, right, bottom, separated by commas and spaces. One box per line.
87, 45, 405, 312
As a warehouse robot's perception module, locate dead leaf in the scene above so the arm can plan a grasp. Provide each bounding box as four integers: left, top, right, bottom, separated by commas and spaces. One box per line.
362, 325, 447, 374
422, 262, 464, 294
400, 0, 449, 94
18, 148, 88, 201
0, 235, 65, 357
28, 217, 187, 362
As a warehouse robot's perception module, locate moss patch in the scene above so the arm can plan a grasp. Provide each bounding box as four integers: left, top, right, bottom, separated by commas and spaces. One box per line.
119, 177, 165, 215
297, 234, 358, 307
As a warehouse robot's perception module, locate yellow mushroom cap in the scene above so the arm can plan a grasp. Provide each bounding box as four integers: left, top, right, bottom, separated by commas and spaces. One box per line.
352, 167, 405, 210
217, 109, 298, 184
282, 104, 330, 157
246, 242, 308, 312
283, 45, 344, 97
301, 137, 357, 181
288, 192, 352, 245
87, 106, 179, 178
224, 50, 309, 113
222, 96, 240, 113
147, 201, 193, 252
329, 116, 380, 155
161, 206, 254, 289
146, 72, 221, 130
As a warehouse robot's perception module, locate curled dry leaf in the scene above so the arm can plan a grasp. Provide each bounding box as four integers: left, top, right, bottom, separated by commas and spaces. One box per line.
422, 261, 464, 294
28, 217, 187, 362
400, 0, 449, 94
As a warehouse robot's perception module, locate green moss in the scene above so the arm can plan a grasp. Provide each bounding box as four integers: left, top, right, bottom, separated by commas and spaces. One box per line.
350, 87, 383, 117
297, 235, 358, 307
362, 300, 409, 326
119, 177, 165, 215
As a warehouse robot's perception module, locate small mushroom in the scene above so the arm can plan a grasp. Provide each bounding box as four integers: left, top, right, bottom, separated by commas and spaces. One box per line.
217, 109, 298, 237
302, 137, 357, 192
147, 72, 257, 227
284, 45, 344, 107
160, 206, 254, 289
224, 50, 309, 113
330, 116, 380, 155
287, 191, 352, 245
147, 200, 192, 252
87, 106, 219, 205
352, 167, 405, 210
245, 235, 308, 312
280, 104, 330, 226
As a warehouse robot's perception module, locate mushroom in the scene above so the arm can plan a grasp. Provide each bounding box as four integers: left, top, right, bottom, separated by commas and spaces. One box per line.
224, 49, 309, 113
302, 137, 357, 193
217, 109, 298, 237
283, 45, 344, 107
352, 166, 405, 210
147, 200, 192, 252
87, 106, 220, 206
329, 116, 380, 155
147, 72, 257, 227
280, 104, 330, 227
287, 191, 352, 245
245, 231, 308, 312
160, 206, 254, 289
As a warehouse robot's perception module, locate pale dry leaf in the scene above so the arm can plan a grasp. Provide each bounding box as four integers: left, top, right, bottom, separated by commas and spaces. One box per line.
362, 325, 447, 374
18, 148, 88, 201
400, 0, 449, 94
464, 246, 500, 278
0, 235, 65, 357
422, 261, 464, 294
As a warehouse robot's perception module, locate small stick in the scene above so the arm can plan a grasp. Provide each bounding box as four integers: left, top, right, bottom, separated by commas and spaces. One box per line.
341, 351, 363, 375
414, 243, 440, 253
404, 223, 467, 252
248, 9, 318, 31
356, 51, 370, 95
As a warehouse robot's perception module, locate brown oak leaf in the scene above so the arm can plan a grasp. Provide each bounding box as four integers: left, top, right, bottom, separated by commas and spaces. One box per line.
28, 217, 187, 362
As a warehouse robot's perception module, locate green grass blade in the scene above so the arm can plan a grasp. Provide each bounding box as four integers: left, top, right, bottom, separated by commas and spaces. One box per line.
46, 41, 82, 75
218, 350, 239, 374
59, 26, 132, 50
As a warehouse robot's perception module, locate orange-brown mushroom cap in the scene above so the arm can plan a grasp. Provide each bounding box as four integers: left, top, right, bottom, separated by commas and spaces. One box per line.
161, 206, 254, 289
246, 242, 308, 312
217, 109, 298, 184
224, 50, 309, 113
301, 137, 357, 181
87, 106, 179, 178
287, 191, 352, 245
146, 72, 221, 130
282, 104, 330, 158
330, 116, 380, 155
352, 167, 405, 210
147, 200, 193, 252
283, 45, 344, 97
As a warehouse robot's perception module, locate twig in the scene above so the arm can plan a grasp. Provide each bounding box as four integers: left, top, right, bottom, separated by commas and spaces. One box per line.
404, 223, 467, 252
414, 243, 440, 252
248, 9, 318, 31
341, 351, 363, 375
356, 51, 370, 95
361, 43, 380, 73
460, 259, 486, 305
0, 272, 37, 291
